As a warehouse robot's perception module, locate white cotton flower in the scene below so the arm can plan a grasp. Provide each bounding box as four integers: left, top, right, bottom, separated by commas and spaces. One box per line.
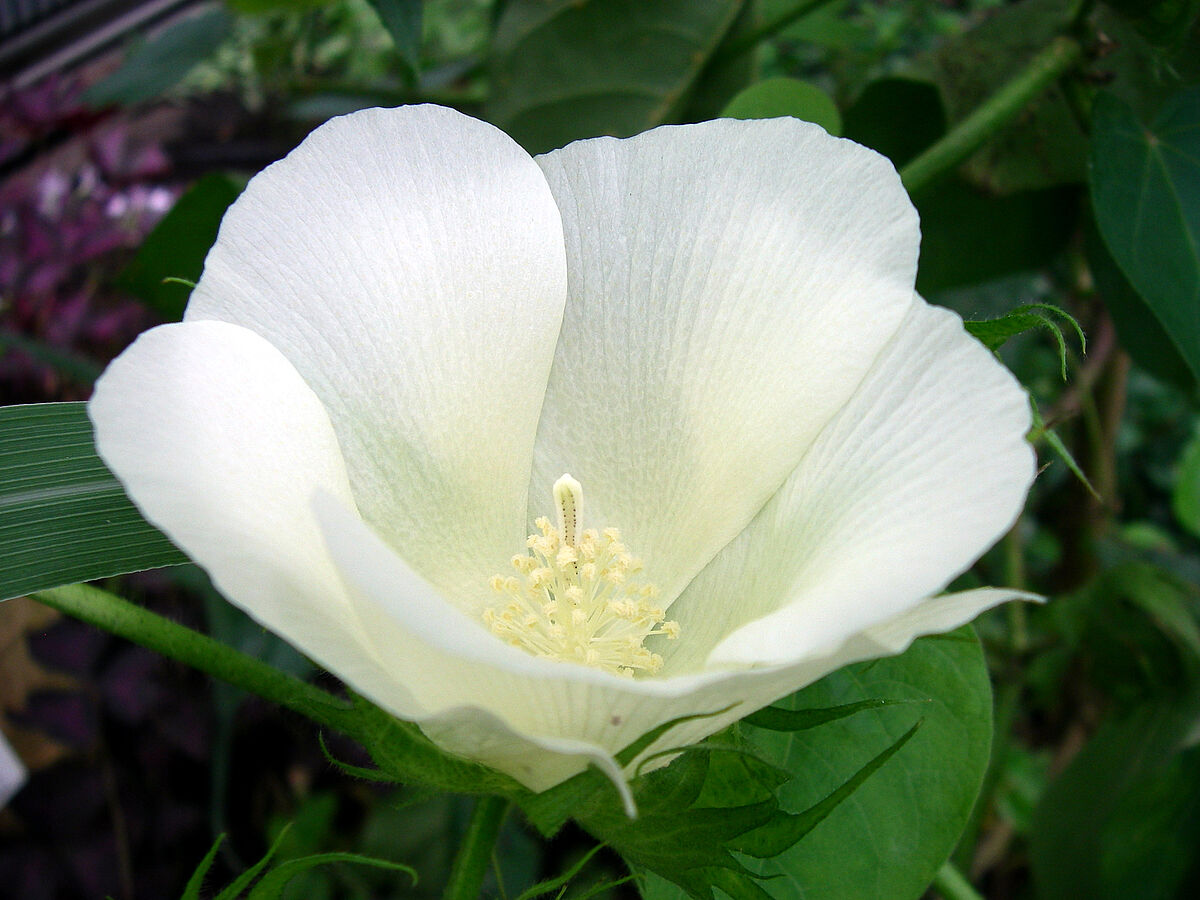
88, 105, 1035, 810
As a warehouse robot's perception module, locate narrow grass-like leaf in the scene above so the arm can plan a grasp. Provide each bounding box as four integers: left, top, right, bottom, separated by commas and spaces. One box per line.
181, 834, 225, 900
214, 824, 292, 900
514, 843, 607, 900
246, 853, 416, 898
0, 403, 186, 602
965, 302, 1085, 378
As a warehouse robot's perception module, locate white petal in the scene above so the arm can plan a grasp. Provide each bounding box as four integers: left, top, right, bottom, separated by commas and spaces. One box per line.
850, 587, 1042, 657
0, 729, 24, 809
671, 298, 1035, 669
88, 321, 419, 713
315, 495, 1008, 796
531, 117, 920, 601
186, 105, 567, 612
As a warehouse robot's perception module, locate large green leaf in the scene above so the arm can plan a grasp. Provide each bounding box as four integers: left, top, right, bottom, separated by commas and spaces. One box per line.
842, 77, 945, 168
842, 72, 1076, 293
0, 403, 185, 602
118, 174, 242, 321
916, 182, 1079, 295
641, 628, 993, 899
366, 0, 424, 82
487, 0, 744, 153
751, 629, 989, 898
1086, 217, 1195, 390
1090, 87, 1200, 381
1031, 687, 1200, 899
721, 77, 841, 135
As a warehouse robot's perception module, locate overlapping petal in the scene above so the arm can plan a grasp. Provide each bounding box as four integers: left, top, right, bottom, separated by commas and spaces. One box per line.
88, 321, 418, 710
662, 297, 1035, 671
532, 117, 920, 601
87, 105, 1037, 802
186, 105, 568, 611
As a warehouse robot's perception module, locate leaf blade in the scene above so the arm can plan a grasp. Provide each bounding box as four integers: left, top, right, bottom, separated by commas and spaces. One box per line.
0, 403, 186, 602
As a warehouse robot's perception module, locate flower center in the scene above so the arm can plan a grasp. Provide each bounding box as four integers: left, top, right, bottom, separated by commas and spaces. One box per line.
484, 474, 680, 677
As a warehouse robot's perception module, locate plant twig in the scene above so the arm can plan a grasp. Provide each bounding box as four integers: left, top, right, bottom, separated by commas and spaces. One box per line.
900, 35, 1085, 195
32, 584, 359, 735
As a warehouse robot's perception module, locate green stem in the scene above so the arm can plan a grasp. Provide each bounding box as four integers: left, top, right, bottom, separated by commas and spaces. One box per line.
712, 0, 839, 64
33, 583, 359, 735
900, 35, 1085, 195
932, 861, 986, 900
1004, 522, 1029, 655
443, 796, 509, 900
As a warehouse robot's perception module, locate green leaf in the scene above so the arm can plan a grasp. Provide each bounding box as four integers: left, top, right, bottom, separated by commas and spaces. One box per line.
487, 0, 744, 153
83, 8, 233, 107
215, 825, 293, 900
118, 174, 243, 321
842, 77, 946, 168
676, 0, 760, 126
732, 721, 922, 860
1102, 0, 1200, 47
915, 182, 1079, 295
182, 821, 416, 900
1090, 87, 1200, 382
1031, 688, 1200, 899
964, 303, 1085, 377
734, 629, 992, 900
742, 697, 904, 732
1086, 217, 1195, 389
181, 833, 225, 900
0, 403, 186, 603
1028, 401, 1101, 500
366, 0, 423, 81
514, 842, 607, 900
246, 853, 416, 898
721, 78, 841, 135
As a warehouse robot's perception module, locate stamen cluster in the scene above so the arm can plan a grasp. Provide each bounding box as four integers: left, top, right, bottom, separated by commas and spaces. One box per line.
484, 478, 679, 677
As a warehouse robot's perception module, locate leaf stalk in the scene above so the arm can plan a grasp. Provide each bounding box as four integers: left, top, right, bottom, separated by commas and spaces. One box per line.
32, 583, 360, 735
900, 35, 1085, 195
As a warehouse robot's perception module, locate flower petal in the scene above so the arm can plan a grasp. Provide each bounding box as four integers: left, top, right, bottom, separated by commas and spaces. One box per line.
663, 297, 1035, 670
531, 117, 920, 602
314, 494, 1019, 795
0, 729, 24, 809
88, 321, 419, 712
186, 105, 567, 611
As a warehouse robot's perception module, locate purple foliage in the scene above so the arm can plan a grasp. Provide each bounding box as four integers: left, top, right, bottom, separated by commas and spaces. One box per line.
0, 76, 178, 401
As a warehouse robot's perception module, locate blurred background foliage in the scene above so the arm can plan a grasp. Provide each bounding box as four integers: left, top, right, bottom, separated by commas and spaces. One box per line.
2, 0, 1200, 898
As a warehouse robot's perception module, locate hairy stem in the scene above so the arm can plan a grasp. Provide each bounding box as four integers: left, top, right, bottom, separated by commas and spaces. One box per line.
33, 583, 359, 735
443, 795, 509, 900
900, 35, 1085, 195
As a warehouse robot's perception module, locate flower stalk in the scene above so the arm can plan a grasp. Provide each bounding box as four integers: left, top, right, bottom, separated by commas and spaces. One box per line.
442, 795, 509, 900
900, 35, 1085, 196
32, 583, 359, 735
